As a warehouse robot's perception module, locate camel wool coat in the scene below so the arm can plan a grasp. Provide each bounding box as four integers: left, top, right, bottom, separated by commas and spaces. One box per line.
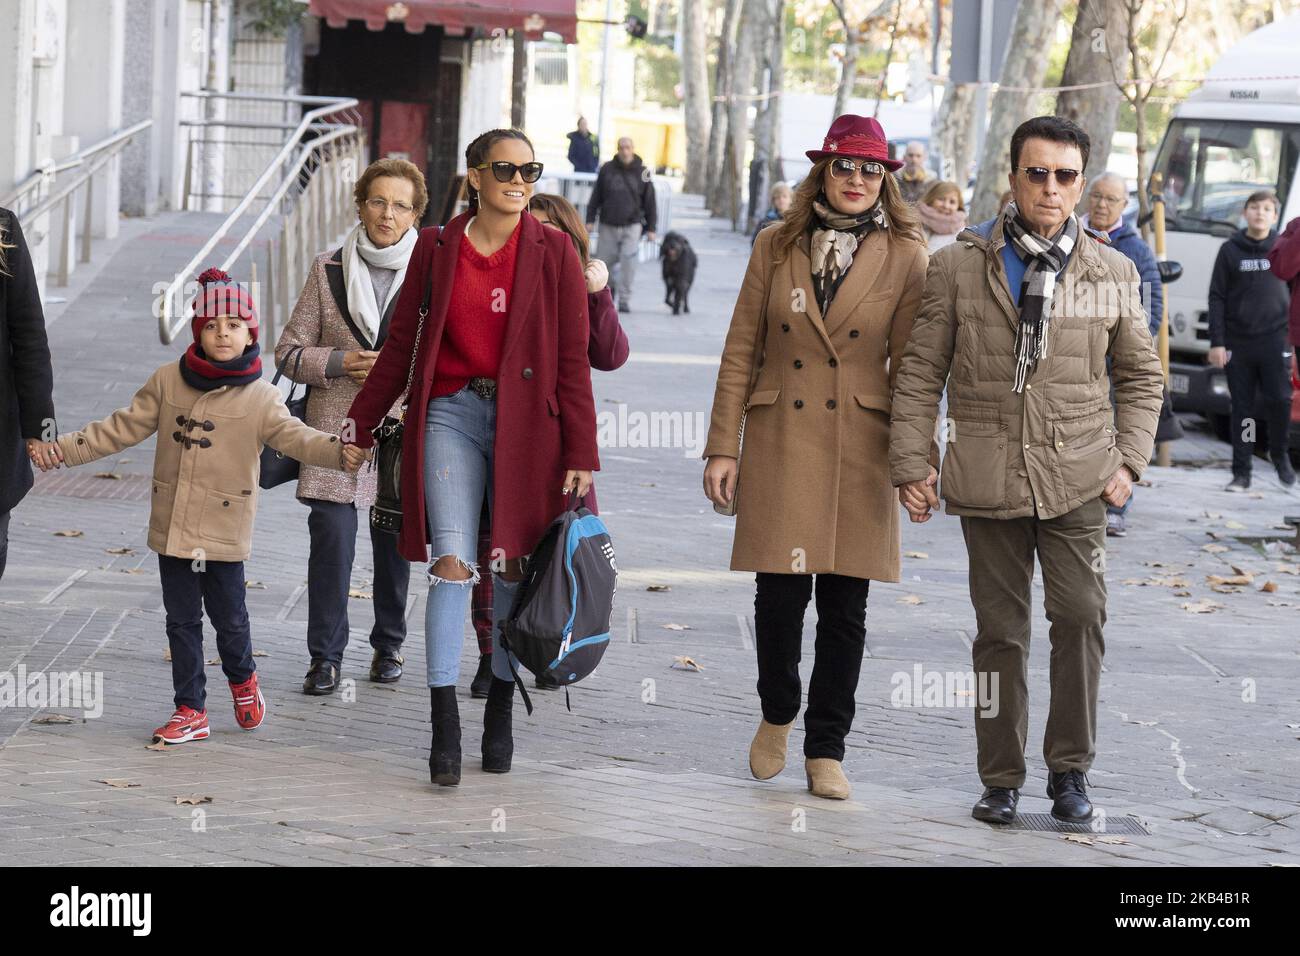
703, 223, 929, 582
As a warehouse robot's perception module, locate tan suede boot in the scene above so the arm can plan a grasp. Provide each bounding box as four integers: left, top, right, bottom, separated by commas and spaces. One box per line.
748, 719, 794, 780
805, 758, 850, 800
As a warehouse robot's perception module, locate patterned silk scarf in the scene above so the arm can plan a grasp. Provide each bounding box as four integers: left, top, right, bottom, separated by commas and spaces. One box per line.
1002, 202, 1078, 393
808, 197, 887, 313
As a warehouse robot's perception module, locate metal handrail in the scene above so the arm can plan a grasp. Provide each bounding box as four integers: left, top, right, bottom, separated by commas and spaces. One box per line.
158, 93, 362, 344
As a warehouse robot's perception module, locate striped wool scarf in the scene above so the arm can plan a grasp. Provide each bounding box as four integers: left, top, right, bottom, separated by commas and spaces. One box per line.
1002, 203, 1077, 393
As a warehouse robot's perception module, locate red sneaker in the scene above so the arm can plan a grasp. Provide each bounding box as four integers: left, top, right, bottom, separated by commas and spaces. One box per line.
230, 673, 266, 730
152, 706, 210, 744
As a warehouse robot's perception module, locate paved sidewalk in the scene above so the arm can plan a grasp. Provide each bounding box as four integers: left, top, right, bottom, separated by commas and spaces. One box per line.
1, 194, 1297, 866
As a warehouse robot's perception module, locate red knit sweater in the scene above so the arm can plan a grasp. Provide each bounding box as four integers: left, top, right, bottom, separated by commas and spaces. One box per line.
430, 218, 521, 398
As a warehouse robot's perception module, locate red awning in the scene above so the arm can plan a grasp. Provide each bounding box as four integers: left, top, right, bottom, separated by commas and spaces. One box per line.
308, 0, 578, 44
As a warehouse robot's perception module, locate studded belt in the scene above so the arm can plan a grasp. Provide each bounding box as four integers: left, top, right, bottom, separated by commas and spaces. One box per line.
467, 377, 497, 401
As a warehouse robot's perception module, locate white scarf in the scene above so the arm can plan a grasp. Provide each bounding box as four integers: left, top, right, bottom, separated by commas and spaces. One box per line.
342, 221, 416, 346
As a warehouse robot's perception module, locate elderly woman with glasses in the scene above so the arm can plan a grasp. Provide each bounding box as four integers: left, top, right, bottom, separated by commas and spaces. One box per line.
276, 158, 427, 696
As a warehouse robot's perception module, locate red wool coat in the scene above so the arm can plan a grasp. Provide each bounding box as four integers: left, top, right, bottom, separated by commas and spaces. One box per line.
346, 212, 600, 563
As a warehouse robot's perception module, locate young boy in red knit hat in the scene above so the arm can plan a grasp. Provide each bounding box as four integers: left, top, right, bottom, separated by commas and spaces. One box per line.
31, 268, 367, 743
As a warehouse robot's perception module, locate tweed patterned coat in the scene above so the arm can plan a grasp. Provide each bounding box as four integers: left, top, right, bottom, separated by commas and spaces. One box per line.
275, 248, 406, 507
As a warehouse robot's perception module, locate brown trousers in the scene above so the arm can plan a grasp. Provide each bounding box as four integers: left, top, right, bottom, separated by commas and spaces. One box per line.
960, 497, 1107, 788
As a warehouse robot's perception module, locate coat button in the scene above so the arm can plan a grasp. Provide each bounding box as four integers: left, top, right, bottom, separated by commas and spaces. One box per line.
77, 438, 85, 445
329, 436, 337, 442
202, 420, 215, 431
172, 431, 182, 443
176, 415, 186, 426
828, 358, 838, 368
794, 399, 804, 409
793, 360, 803, 369
222, 500, 230, 507
849, 329, 860, 338
781, 323, 790, 332
522, 368, 533, 379
826, 399, 837, 409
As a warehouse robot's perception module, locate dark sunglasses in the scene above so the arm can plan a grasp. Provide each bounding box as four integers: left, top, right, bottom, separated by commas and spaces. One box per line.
1017, 166, 1081, 186
828, 158, 885, 180
474, 161, 544, 184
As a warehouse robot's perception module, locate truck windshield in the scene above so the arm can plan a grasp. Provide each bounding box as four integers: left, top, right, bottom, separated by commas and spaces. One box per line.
1151, 119, 1299, 236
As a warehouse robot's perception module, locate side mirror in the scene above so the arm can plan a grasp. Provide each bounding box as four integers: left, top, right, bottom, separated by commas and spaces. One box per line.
1158, 260, 1183, 284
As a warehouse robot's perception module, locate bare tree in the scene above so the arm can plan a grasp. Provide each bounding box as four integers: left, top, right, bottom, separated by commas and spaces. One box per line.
724, 0, 762, 228
681, 0, 712, 196
932, 81, 976, 183
968, 0, 1061, 222
829, 0, 863, 121
707, 0, 745, 215
749, 0, 786, 230
1057, 0, 1130, 186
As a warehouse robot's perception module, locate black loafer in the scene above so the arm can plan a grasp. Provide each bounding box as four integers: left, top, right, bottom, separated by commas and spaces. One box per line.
302, 660, 340, 696
971, 786, 1020, 825
1047, 769, 1093, 822
369, 648, 404, 683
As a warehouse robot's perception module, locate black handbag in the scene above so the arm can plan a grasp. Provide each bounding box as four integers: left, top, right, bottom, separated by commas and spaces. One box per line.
259, 346, 309, 490
370, 251, 434, 534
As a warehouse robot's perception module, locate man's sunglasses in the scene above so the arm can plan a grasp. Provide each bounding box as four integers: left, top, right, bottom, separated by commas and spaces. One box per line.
828, 158, 885, 180
1017, 166, 1082, 186
474, 161, 544, 184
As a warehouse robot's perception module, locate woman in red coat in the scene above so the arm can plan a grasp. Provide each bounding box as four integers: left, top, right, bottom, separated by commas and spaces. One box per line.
344, 128, 599, 787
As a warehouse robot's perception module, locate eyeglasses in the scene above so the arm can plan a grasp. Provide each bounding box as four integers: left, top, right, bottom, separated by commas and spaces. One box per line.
1017, 166, 1082, 186
1089, 194, 1126, 206
828, 158, 885, 180
474, 161, 544, 184
365, 198, 415, 216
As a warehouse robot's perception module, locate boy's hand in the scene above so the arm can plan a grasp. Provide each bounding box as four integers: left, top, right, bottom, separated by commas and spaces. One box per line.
27, 439, 64, 472
342, 443, 369, 473
1207, 346, 1228, 368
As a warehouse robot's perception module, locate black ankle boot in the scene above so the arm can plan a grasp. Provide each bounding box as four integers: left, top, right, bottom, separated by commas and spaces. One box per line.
470, 653, 493, 699
428, 686, 461, 786
481, 677, 515, 773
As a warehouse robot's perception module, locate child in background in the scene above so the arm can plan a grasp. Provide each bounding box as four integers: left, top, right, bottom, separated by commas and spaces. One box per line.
916, 180, 968, 252
33, 268, 365, 743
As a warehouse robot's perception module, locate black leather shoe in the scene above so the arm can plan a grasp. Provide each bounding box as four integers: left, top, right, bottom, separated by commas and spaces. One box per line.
1047, 769, 1093, 822
302, 660, 339, 696
470, 654, 493, 699
971, 786, 1020, 825
534, 670, 560, 691
369, 648, 404, 683
429, 686, 461, 786
481, 677, 515, 773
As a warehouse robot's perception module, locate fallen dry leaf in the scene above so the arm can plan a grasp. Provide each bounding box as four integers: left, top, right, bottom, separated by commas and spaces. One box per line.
662, 623, 692, 631
252, 650, 270, 658
1260, 581, 1279, 593
1274, 563, 1300, 575
1097, 836, 1131, 845
1210, 585, 1244, 594
1122, 575, 1190, 588
97, 778, 140, 789
105, 547, 135, 555
1203, 511, 1222, 520
245, 580, 268, 590
93, 472, 123, 480
671, 656, 703, 671
1173, 590, 1192, 597
118, 568, 144, 574
205, 658, 221, 666
904, 551, 929, 559
163, 648, 171, 662
1182, 599, 1226, 614
53, 529, 84, 537
348, 589, 372, 600
898, 594, 925, 605
645, 585, 671, 592
144, 740, 169, 751
1224, 520, 1246, 530
174, 795, 212, 806
32, 713, 75, 724
1202, 543, 1230, 553
1207, 574, 1253, 586
1062, 834, 1094, 845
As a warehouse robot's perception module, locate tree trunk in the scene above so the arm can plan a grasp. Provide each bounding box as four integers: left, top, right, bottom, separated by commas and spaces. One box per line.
1056, 0, 1129, 188
681, 0, 712, 196
832, 25, 860, 122
932, 81, 976, 184
749, 0, 784, 230
725, 0, 761, 228
707, 0, 745, 215
968, 0, 1058, 223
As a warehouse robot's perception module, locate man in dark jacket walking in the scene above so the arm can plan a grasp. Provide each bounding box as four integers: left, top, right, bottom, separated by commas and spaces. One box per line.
1208, 190, 1295, 491
585, 137, 657, 313
1084, 173, 1164, 536
1, 208, 59, 581
567, 117, 599, 174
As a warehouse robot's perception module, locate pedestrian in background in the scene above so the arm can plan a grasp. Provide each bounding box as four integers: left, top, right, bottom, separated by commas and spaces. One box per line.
567, 116, 599, 174
1267, 211, 1300, 349
1208, 190, 1295, 491
1083, 172, 1164, 536
704, 114, 928, 802
0, 207, 57, 583
585, 137, 657, 313
894, 141, 936, 205
916, 180, 967, 252
752, 182, 792, 246
277, 158, 426, 696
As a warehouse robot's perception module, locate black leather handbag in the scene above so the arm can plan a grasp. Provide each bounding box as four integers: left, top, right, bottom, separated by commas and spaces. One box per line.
371, 251, 434, 534
259, 346, 309, 490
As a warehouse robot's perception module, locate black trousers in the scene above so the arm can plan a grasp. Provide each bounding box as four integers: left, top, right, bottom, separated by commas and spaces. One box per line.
753, 571, 871, 760
304, 498, 410, 665
0, 508, 9, 582
158, 554, 254, 711
1226, 333, 1294, 476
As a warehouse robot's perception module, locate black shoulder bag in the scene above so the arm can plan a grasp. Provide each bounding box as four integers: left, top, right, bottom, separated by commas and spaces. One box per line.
259, 346, 309, 490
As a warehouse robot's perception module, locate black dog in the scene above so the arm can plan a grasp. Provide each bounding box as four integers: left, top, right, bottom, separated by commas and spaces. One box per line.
660, 231, 697, 315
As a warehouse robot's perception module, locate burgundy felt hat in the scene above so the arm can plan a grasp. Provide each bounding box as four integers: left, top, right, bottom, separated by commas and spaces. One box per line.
805, 114, 903, 171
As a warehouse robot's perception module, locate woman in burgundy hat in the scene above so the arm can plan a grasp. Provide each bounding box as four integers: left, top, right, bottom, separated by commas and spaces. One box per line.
702, 115, 930, 800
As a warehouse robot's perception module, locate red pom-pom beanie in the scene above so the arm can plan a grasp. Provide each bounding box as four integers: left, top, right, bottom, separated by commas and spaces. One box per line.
190, 267, 259, 344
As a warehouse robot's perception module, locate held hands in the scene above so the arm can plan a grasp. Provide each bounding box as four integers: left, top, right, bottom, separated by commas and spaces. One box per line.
898, 466, 940, 523
563, 469, 594, 499
343, 350, 380, 383
1207, 346, 1229, 369
644, 231, 657, 244
342, 443, 371, 474
584, 258, 609, 294
27, 438, 64, 472
1101, 464, 1136, 508
703, 456, 738, 510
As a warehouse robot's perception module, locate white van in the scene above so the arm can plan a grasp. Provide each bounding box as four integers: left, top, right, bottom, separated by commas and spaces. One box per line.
1148, 15, 1300, 439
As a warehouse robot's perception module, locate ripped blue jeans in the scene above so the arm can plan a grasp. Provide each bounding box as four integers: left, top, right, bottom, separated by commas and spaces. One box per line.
423, 385, 521, 687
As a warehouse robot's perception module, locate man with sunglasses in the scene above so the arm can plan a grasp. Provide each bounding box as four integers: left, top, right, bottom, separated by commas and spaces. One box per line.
890, 116, 1164, 826
585, 137, 658, 313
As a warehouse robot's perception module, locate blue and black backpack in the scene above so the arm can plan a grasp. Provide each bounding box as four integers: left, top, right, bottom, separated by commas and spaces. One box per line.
499, 494, 616, 713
